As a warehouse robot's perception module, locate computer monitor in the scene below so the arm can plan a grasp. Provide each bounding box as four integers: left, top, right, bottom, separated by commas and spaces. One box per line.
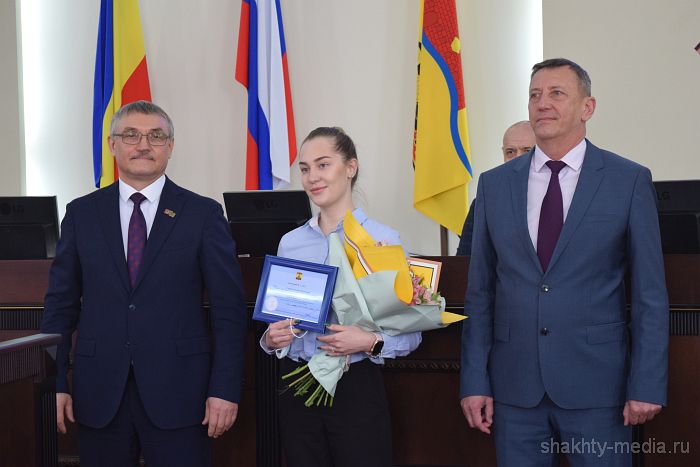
223, 190, 312, 257
0, 196, 60, 259
653, 180, 700, 254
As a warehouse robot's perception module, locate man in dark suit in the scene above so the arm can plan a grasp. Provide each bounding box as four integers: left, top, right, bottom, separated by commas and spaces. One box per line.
456, 121, 535, 255
41, 101, 248, 467
459, 59, 668, 466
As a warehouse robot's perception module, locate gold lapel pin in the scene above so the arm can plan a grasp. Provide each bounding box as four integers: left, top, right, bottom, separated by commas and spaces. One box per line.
163, 208, 176, 218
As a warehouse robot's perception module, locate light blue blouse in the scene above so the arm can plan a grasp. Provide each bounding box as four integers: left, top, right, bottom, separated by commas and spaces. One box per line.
260, 208, 422, 364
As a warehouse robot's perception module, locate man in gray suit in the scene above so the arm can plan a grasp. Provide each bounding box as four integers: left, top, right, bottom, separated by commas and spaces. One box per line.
459, 58, 668, 466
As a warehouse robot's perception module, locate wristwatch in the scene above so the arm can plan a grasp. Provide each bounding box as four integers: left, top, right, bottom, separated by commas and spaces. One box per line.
368, 333, 384, 357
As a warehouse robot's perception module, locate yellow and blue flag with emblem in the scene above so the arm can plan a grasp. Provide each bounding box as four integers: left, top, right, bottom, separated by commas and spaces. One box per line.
413, 0, 472, 234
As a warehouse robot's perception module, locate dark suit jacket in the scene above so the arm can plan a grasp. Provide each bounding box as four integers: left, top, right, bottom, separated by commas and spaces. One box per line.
456, 199, 476, 255
41, 178, 248, 429
460, 141, 669, 409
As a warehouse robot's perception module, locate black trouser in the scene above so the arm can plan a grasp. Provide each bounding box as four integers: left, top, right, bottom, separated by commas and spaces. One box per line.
278, 358, 392, 467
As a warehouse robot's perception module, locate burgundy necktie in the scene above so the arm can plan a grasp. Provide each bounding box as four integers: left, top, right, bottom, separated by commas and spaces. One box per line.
127, 192, 147, 289
537, 160, 567, 271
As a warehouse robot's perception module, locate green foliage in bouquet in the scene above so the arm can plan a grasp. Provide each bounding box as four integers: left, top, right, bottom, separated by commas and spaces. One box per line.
282, 363, 334, 407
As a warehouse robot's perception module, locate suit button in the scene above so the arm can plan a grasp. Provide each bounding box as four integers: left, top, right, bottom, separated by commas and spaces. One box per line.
125, 341, 131, 348
129, 304, 136, 311
540, 327, 549, 336
541, 284, 550, 292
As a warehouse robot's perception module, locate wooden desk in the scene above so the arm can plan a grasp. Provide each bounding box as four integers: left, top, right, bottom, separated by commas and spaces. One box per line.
0, 333, 61, 467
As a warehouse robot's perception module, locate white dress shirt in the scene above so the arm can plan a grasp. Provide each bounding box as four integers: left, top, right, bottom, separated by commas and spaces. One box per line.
118, 175, 166, 258
527, 140, 586, 249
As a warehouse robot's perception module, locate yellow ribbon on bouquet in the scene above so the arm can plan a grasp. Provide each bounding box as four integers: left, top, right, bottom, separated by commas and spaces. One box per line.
342, 210, 414, 305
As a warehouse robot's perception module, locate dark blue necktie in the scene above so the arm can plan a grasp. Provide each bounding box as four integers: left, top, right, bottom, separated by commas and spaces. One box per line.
127, 192, 147, 289
537, 160, 567, 271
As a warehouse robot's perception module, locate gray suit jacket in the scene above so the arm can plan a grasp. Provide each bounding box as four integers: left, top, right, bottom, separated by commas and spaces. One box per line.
460, 141, 668, 409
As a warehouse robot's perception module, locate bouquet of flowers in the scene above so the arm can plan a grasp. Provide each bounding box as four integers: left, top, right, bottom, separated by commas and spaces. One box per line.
282, 211, 466, 407
410, 268, 442, 305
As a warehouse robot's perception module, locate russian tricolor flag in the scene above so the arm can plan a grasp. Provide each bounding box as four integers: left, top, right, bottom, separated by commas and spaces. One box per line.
236, 0, 297, 190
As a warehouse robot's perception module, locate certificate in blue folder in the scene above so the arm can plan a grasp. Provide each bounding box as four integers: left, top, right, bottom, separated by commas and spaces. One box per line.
253, 255, 338, 333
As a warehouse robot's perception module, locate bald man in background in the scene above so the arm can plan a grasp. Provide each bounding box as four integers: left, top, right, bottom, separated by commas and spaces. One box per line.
456, 121, 536, 255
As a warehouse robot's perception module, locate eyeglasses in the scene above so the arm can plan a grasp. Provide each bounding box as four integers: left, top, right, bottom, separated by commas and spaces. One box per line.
112, 131, 171, 146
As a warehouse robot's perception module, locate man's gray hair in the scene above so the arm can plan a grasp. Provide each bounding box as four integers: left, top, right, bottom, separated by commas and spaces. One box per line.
531, 58, 592, 97
109, 100, 175, 137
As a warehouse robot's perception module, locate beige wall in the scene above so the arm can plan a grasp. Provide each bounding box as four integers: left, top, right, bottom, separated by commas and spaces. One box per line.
543, 0, 700, 179
0, 0, 21, 195
14, 1, 699, 253
17, 0, 541, 255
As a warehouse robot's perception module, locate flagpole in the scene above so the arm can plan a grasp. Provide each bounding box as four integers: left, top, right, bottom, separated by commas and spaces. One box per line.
440, 225, 449, 256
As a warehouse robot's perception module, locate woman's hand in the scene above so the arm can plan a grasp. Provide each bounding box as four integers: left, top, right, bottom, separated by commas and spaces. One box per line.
317, 324, 376, 356
265, 318, 301, 349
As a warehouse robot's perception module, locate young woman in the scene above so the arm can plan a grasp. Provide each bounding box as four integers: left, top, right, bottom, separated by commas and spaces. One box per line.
260, 127, 421, 467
